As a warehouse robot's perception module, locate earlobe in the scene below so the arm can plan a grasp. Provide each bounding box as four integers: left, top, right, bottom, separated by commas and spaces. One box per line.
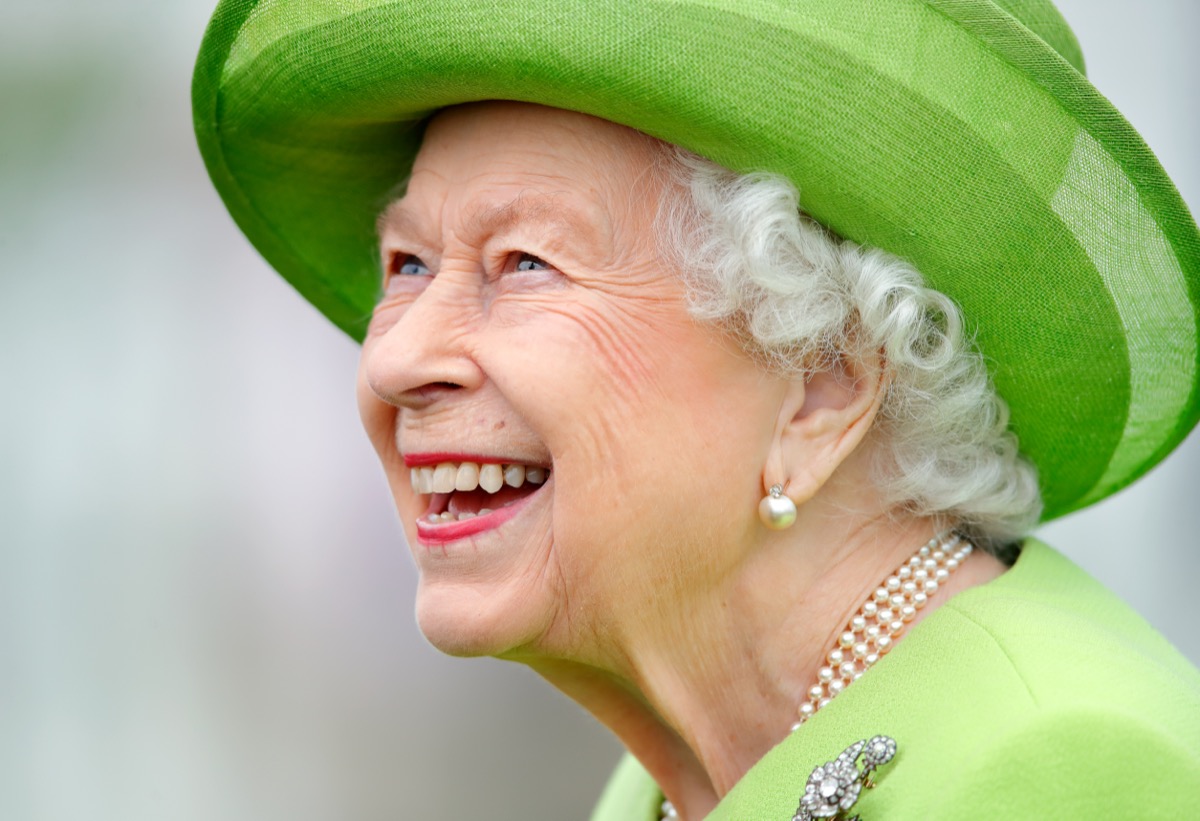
762, 349, 886, 510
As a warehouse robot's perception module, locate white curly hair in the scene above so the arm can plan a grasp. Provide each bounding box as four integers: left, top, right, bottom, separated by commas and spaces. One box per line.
658, 149, 1042, 550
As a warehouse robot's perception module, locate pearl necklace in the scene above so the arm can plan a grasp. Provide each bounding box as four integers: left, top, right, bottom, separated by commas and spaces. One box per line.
659, 531, 973, 820
792, 531, 972, 728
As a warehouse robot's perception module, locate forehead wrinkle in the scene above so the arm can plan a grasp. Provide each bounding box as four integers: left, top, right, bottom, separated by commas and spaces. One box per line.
458, 190, 610, 254
378, 190, 611, 261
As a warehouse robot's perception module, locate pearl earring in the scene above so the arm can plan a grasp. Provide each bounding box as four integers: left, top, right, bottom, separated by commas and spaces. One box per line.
758, 483, 797, 530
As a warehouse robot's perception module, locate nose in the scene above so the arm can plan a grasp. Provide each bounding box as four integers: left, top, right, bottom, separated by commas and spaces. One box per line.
363, 274, 484, 411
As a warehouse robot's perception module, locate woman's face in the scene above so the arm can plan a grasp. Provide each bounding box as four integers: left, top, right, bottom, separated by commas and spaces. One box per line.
359, 102, 786, 660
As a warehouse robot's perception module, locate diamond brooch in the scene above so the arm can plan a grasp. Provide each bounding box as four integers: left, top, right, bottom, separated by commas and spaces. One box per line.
792, 735, 897, 820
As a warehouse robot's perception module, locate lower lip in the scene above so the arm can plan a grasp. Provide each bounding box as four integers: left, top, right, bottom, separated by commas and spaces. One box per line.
414, 494, 533, 545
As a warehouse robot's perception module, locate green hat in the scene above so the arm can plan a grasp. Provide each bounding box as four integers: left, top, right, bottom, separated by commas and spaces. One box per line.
193, 0, 1200, 521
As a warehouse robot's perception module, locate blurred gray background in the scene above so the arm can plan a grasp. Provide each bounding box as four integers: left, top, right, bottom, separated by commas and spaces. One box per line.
1, 2, 1197, 819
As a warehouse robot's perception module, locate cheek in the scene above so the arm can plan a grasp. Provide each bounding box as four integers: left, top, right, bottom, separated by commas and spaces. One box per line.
487, 291, 765, 534
488, 291, 687, 443
363, 292, 414, 340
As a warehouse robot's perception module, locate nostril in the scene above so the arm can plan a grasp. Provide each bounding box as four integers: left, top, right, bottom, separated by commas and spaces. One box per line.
404, 381, 465, 406
421, 381, 464, 395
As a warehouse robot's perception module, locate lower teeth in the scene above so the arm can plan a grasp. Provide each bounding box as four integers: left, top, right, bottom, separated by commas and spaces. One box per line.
426, 507, 498, 524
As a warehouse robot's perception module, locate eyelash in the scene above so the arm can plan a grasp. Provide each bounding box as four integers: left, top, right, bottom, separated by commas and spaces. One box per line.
512, 253, 550, 273
385, 251, 551, 278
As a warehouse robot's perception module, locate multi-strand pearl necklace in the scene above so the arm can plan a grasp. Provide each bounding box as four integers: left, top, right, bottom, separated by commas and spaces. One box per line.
791, 531, 972, 729
660, 531, 973, 820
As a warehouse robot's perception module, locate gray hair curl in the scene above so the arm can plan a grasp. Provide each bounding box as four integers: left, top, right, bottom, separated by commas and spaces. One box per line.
658, 150, 1042, 549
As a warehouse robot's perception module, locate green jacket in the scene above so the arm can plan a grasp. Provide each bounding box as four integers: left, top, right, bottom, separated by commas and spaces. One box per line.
591, 540, 1200, 819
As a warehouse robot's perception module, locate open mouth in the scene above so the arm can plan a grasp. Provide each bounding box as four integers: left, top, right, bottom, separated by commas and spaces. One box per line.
407, 459, 550, 542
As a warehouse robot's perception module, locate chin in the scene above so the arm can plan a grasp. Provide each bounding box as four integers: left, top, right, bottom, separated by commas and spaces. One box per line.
397, 478, 565, 657
412, 574, 556, 659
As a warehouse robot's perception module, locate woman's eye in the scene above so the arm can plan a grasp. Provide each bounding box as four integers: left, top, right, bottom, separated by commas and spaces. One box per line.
390, 254, 432, 277
514, 253, 549, 272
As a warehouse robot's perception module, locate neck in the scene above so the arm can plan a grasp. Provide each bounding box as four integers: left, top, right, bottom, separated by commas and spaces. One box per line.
529, 514, 1006, 820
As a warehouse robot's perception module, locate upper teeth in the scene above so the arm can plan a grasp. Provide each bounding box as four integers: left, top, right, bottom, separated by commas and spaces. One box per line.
409, 461, 548, 495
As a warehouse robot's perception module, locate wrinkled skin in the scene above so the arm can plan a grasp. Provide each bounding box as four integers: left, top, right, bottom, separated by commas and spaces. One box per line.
357, 102, 1003, 817
359, 102, 784, 662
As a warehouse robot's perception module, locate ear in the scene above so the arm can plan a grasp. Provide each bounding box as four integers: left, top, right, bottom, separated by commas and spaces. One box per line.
762, 347, 887, 506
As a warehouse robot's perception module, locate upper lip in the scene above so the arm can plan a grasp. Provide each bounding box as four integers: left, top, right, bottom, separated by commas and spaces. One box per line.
401, 451, 550, 468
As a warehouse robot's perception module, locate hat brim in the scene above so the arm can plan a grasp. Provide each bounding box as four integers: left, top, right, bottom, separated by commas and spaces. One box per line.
193, 0, 1200, 520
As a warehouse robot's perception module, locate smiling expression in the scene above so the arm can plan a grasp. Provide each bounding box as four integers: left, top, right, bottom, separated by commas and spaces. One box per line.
357, 102, 787, 661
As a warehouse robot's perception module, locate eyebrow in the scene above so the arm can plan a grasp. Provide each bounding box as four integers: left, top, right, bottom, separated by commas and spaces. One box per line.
377, 191, 607, 251
376, 196, 420, 241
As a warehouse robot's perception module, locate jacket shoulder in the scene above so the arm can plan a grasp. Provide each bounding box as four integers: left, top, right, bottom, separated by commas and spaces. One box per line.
923, 705, 1200, 819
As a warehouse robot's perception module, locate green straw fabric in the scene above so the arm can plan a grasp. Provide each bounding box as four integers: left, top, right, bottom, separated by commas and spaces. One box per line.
193, 0, 1200, 520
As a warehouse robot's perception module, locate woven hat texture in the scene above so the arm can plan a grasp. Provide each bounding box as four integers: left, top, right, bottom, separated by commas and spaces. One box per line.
193, 0, 1200, 520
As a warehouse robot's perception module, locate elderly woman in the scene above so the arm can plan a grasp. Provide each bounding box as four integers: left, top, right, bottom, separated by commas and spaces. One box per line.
194, 1, 1200, 818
